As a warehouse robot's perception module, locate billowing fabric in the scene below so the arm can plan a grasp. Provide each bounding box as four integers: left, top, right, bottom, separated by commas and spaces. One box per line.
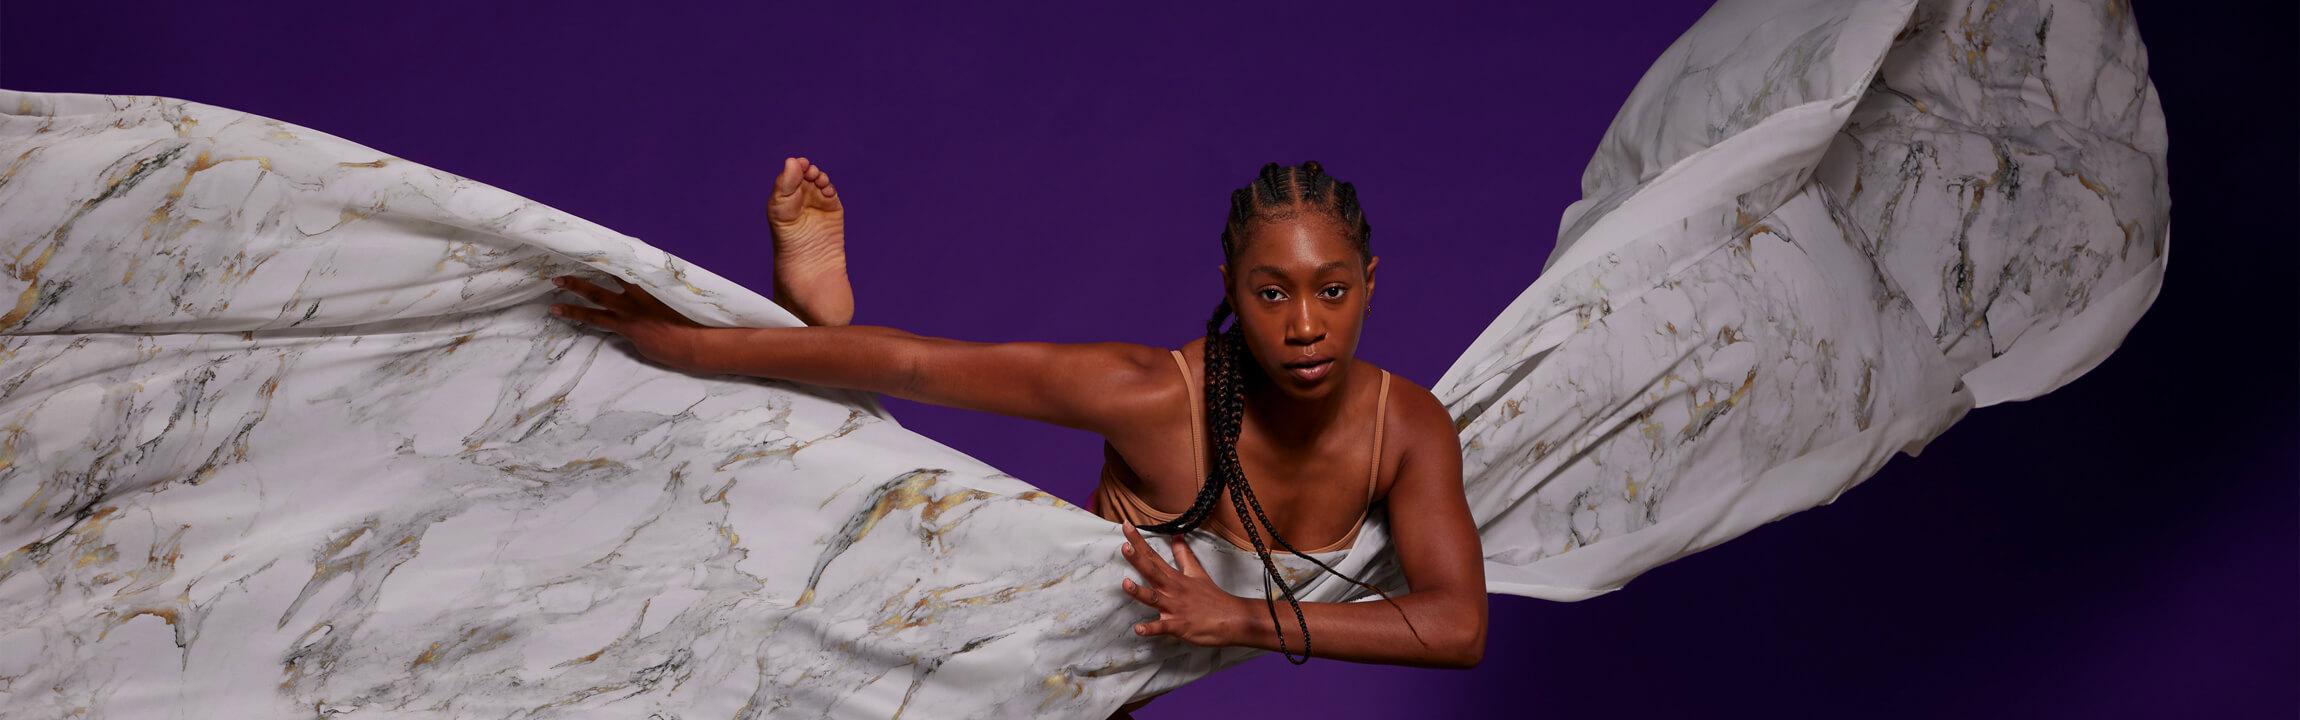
1423, 0, 2167, 600
0, 0, 2163, 716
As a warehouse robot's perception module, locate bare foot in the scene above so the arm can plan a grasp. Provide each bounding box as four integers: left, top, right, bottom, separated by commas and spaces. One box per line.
767, 156, 854, 326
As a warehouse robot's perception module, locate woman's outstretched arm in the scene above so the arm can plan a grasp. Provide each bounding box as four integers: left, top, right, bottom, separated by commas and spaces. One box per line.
549, 274, 1172, 435
1118, 387, 1486, 668
689, 324, 1182, 435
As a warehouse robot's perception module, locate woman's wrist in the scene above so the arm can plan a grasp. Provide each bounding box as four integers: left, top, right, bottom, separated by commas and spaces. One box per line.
1216, 594, 1260, 648
680, 325, 749, 376
679, 324, 932, 395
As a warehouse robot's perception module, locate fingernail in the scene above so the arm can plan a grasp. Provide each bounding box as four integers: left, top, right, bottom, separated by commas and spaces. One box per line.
550, 306, 564, 316
1121, 544, 1133, 556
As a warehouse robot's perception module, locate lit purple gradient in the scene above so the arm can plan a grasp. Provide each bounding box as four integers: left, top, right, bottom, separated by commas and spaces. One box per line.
6, 2, 2289, 716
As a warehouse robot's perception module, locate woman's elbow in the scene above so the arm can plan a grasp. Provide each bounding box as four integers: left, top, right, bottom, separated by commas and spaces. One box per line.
1443, 627, 1485, 669
1421, 616, 1484, 669
1430, 592, 1486, 669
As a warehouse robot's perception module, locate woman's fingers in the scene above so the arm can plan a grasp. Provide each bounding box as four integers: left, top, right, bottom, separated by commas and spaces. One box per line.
551, 303, 617, 330
1120, 578, 1162, 608
1118, 526, 1178, 612
618, 280, 671, 311
1119, 525, 1174, 579
1133, 619, 1171, 637
553, 275, 629, 311
1166, 535, 1205, 577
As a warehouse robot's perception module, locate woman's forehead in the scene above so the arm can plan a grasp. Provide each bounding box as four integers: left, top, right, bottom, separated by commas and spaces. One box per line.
1237, 217, 1355, 264
1245, 258, 1356, 281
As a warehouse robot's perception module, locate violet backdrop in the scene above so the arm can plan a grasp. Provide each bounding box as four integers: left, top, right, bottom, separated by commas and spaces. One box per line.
4, 1, 2292, 717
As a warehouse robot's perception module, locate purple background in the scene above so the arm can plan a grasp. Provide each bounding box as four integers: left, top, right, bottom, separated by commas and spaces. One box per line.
7, 1, 2292, 717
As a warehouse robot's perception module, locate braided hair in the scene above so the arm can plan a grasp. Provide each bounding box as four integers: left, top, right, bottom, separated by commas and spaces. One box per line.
1134, 161, 1408, 664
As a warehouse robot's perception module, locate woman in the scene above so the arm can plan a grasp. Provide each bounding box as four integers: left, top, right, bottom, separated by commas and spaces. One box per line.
547, 158, 1489, 681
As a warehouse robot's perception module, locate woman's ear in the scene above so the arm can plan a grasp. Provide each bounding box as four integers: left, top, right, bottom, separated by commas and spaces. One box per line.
1364, 256, 1377, 301
1218, 263, 1232, 302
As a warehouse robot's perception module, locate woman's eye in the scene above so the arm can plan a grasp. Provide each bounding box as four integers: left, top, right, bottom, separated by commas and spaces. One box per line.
1258, 289, 1284, 302
1320, 286, 1346, 299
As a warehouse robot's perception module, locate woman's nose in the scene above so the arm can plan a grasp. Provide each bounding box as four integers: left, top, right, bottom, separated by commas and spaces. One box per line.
1286, 300, 1326, 344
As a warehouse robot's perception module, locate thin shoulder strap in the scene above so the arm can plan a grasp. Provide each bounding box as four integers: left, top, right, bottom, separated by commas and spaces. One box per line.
1169, 350, 1204, 485
1367, 369, 1390, 503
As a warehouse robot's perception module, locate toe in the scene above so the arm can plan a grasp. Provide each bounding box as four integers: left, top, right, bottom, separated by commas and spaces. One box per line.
773, 158, 802, 194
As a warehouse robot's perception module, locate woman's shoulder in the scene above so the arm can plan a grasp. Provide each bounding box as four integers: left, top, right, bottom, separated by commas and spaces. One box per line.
1178, 335, 1205, 358
1370, 365, 1459, 500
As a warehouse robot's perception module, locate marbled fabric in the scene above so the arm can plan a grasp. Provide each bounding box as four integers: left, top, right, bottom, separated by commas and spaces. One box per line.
0, 0, 2163, 716
1423, 0, 2166, 599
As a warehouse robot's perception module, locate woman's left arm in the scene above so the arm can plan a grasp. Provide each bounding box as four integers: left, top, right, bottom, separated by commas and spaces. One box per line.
1118, 389, 1486, 668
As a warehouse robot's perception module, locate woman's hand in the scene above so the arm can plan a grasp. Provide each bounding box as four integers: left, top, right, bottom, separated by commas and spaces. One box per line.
549, 275, 711, 373
1118, 524, 1248, 647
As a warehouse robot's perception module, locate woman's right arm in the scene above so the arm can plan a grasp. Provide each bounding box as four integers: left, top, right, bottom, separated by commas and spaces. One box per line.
690, 325, 1175, 436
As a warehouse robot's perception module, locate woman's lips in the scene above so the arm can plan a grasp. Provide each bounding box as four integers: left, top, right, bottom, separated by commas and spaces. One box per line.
1286, 358, 1333, 383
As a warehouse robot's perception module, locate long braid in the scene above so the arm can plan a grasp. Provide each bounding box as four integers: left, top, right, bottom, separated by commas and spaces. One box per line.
1135, 302, 1240, 535
1132, 161, 1411, 665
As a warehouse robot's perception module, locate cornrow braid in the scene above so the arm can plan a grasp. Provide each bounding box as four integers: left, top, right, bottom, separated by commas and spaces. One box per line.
1133, 161, 1405, 665
1252, 162, 1291, 208
1296, 160, 1327, 204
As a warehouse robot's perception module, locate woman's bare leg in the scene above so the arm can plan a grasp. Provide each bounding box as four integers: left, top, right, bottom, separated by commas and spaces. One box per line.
767, 157, 854, 326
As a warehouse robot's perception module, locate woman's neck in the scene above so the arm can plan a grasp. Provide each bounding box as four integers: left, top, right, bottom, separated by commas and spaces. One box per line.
1242, 364, 1352, 451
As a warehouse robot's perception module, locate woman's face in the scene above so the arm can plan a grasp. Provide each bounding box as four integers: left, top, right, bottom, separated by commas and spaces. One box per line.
1221, 213, 1377, 402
